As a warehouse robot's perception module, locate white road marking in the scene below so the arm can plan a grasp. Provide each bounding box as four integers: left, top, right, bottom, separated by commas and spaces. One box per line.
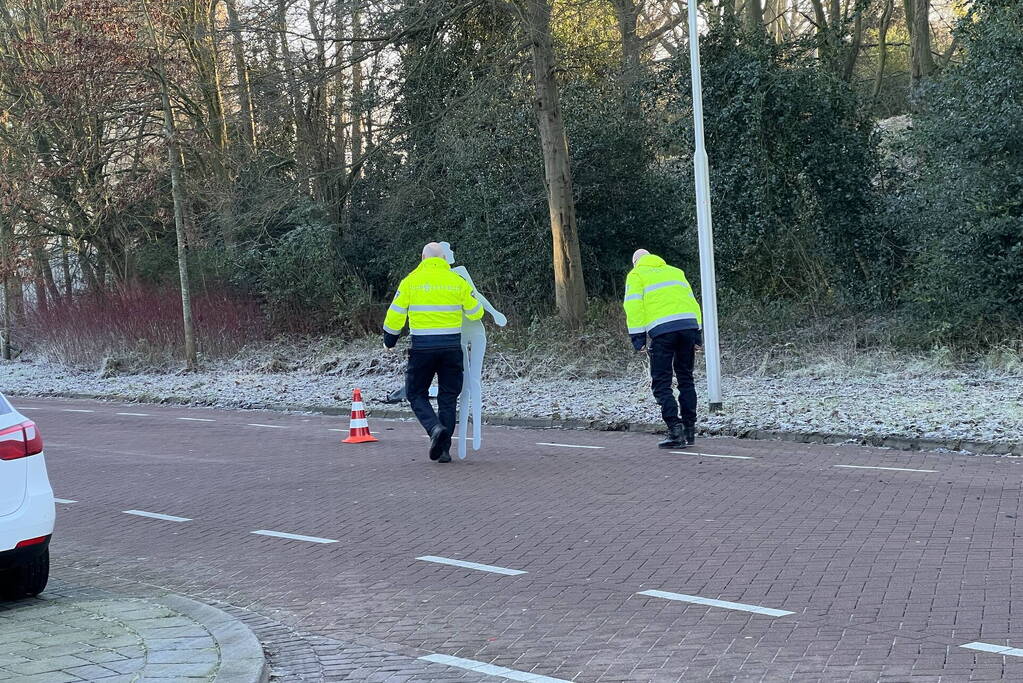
247, 423, 288, 429
535, 442, 605, 450
18, 407, 42, 411
63, 409, 94, 413
961, 642, 1023, 657
637, 589, 794, 617
117, 412, 150, 417
178, 417, 215, 422
835, 464, 936, 473
123, 509, 192, 522
416, 556, 526, 576
670, 451, 753, 460
54, 498, 77, 504
251, 530, 337, 544
419, 654, 569, 682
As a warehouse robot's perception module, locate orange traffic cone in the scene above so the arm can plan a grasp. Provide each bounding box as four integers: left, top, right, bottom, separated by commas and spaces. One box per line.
342, 388, 378, 444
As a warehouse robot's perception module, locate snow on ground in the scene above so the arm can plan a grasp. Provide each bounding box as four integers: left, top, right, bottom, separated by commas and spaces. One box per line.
1, 341, 1021, 449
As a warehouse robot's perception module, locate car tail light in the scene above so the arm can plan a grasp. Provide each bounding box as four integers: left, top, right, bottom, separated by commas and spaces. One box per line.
23, 421, 43, 455
16, 535, 48, 548
0, 421, 43, 460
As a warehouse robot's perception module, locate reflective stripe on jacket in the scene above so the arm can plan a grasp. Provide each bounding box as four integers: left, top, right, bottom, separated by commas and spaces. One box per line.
623, 254, 702, 340
383, 258, 484, 348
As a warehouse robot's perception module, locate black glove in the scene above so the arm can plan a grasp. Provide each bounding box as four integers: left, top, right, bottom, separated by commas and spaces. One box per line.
631, 333, 647, 351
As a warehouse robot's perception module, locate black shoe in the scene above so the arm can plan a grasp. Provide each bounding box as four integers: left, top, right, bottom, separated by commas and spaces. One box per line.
683, 423, 696, 446
428, 425, 449, 461
658, 423, 685, 449
438, 450, 452, 463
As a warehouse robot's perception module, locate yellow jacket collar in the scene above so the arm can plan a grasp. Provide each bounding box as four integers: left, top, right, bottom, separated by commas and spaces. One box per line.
635, 254, 667, 268
417, 257, 451, 270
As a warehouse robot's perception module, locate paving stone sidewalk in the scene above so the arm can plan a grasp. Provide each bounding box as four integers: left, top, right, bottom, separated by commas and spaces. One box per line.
0, 581, 267, 683
46, 564, 493, 682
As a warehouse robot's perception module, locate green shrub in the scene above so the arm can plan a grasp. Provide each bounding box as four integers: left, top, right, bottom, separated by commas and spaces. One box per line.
236, 207, 369, 333
653, 26, 880, 303
894, 0, 1023, 341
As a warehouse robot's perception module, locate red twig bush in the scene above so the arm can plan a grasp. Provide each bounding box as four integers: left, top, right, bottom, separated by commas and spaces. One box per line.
23, 287, 268, 368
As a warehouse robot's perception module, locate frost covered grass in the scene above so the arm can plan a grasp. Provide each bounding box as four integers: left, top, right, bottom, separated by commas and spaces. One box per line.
5, 296, 1021, 448
2, 332, 1021, 450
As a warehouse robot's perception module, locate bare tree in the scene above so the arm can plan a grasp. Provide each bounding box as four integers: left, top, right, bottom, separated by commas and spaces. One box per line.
0, 209, 12, 360
224, 0, 258, 149
350, 0, 366, 180
143, 0, 199, 370
516, 0, 588, 327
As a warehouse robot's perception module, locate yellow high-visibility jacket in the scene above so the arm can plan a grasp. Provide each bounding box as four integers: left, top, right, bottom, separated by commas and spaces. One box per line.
623, 254, 702, 344
383, 258, 483, 349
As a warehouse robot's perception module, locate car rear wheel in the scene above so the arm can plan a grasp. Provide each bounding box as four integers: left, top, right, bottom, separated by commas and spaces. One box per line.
1, 549, 49, 598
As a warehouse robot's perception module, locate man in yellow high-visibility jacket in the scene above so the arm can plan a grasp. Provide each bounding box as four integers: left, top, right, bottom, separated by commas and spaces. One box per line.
383, 242, 484, 463
623, 249, 703, 449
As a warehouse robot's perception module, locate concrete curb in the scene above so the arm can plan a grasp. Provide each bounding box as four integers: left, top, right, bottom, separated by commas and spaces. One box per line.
355, 405, 1023, 456
11, 389, 1023, 456
160, 594, 269, 683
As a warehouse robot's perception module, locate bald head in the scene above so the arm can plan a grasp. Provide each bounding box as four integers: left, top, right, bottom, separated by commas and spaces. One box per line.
632, 248, 650, 265
422, 242, 444, 260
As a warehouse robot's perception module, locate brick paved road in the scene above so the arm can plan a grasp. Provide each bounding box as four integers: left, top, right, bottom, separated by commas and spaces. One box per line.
12, 397, 1023, 681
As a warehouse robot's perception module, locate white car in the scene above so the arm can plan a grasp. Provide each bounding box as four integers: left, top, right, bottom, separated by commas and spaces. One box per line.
0, 393, 54, 598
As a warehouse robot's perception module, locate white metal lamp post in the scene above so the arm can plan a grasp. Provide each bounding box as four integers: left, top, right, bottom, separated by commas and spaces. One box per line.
687, 0, 723, 412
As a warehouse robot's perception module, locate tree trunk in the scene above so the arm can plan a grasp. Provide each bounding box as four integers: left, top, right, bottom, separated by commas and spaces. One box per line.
745, 0, 764, 34
872, 0, 894, 103
350, 0, 364, 179
277, 0, 311, 193
905, 0, 936, 95
10, 270, 24, 319
765, 0, 789, 42
78, 245, 101, 294
203, 0, 235, 246
613, 0, 642, 92
41, 252, 60, 305
331, 0, 349, 225
194, 0, 230, 154
523, 0, 587, 327
31, 246, 48, 313
365, 76, 375, 150
0, 211, 11, 360
842, 0, 866, 82
307, 0, 329, 200
60, 235, 73, 300
161, 88, 198, 370
144, 0, 198, 369
807, 0, 831, 65
93, 252, 106, 292
224, 0, 257, 149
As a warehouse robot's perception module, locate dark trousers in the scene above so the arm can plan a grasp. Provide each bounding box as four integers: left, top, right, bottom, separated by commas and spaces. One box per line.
406, 347, 463, 435
649, 329, 699, 428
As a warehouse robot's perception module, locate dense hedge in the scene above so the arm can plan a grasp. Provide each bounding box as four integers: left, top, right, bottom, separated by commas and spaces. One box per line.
893, 0, 1023, 341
